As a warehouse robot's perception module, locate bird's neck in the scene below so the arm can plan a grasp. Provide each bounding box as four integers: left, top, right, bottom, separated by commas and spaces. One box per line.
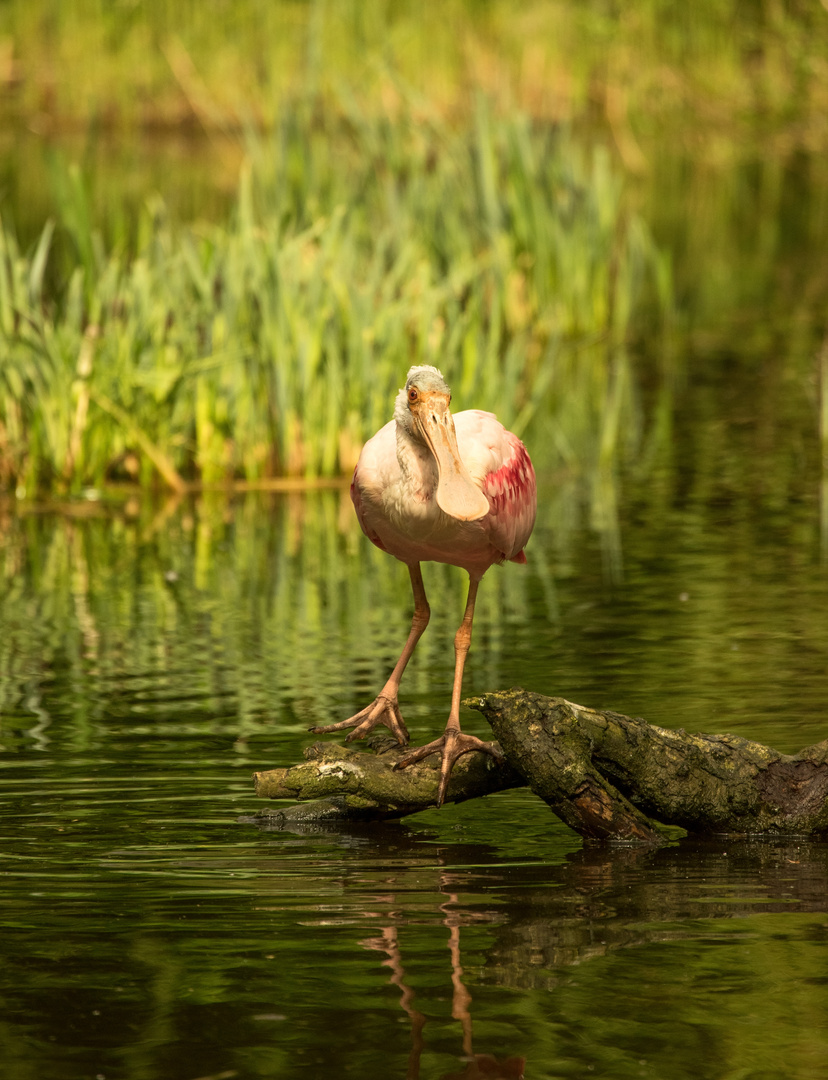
395, 424, 438, 499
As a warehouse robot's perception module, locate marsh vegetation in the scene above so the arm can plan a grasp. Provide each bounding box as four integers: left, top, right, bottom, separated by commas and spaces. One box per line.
1, 0, 826, 510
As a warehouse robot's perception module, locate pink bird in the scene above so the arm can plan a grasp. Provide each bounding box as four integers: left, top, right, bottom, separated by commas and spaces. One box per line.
312, 365, 537, 806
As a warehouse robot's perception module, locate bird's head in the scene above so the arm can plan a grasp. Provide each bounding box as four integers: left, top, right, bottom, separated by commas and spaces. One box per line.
395, 366, 489, 522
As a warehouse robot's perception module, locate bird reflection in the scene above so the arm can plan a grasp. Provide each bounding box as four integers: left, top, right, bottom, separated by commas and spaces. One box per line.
360, 927, 427, 1080
359, 892, 525, 1080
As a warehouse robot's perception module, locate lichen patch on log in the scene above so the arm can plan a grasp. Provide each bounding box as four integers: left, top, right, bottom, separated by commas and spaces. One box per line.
252, 737, 524, 818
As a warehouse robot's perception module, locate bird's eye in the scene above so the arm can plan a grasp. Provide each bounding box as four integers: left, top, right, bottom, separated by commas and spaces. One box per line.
408, 388, 418, 404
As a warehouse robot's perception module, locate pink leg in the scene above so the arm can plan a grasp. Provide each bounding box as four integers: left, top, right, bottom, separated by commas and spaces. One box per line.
394, 574, 504, 806
310, 564, 429, 745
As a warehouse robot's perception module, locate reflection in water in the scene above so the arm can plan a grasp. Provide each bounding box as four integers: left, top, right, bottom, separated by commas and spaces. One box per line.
244, 812, 828, 1078
361, 922, 525, 1080
0, 489, 533, 733
2, 469, 828, 757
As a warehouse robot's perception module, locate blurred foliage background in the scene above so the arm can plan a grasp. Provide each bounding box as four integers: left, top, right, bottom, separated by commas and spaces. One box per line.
0, 0, 826, 506
2, 0, 827, 146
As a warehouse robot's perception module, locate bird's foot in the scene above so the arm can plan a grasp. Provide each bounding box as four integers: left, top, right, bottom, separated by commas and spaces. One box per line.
309, 694, 410, 746
393, 729, 505, 807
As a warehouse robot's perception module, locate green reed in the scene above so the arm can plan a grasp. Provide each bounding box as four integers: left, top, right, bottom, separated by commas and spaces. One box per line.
0, 101, 672, 498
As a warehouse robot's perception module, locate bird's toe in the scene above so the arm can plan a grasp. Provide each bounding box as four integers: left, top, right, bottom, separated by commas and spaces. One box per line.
395, 729, 505, 806
311, 695, 409, 745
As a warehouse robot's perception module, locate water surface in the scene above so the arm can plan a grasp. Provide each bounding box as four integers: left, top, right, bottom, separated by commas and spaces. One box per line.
2, 433, 827, 1079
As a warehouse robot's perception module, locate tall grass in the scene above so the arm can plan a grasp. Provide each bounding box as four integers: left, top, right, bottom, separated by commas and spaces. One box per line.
0, 102, 671, 497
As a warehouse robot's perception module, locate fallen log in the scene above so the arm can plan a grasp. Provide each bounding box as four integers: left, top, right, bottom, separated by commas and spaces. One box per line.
476, 689, 828, 841
251, 733, 525, 826
250, 690, 828, 841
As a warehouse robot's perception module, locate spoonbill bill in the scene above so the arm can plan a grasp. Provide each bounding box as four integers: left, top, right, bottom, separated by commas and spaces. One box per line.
312, 365, 536, 806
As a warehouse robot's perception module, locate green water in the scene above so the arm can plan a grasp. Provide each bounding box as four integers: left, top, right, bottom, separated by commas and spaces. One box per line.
2, 425, 828, 1079
2, 137, 828, 1077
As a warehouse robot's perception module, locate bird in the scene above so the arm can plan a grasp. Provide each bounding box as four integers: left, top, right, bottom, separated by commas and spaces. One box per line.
311, 364, 536, 806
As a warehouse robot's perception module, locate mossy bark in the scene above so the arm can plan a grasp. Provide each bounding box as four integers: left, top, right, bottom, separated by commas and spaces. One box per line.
470, 690, 828, 841
252, 691, 828, 840
251, 736, 524, 825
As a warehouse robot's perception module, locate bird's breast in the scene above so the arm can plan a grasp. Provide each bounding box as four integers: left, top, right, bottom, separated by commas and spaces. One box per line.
383, 475, 444, 536
365, 480, 498, 571
351, 411, 530, 573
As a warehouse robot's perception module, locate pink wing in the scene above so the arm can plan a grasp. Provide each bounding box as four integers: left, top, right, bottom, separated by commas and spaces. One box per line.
482, 433, 536, 562
455, 411, 537, 563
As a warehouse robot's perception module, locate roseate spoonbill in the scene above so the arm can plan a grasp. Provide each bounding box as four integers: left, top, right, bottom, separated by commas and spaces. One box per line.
312, 365, 536, 806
